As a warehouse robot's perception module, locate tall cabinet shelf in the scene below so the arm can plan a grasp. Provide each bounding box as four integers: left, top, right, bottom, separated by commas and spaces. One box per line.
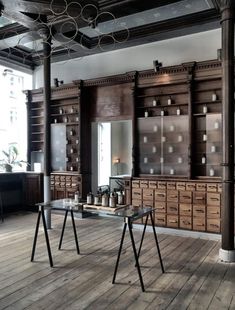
27, 82, 90, 200
136, 65, 190, 178
192, 66, 222, 178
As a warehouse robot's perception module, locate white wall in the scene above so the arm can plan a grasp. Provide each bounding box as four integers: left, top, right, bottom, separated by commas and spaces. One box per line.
33, 29, 221, 88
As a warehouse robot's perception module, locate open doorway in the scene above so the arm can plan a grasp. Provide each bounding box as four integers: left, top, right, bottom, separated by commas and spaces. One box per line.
91, 120, 132, 193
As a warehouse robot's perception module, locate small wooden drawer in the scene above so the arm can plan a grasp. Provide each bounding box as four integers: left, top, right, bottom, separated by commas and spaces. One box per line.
55, 176, 60, 181
167, 182, 176, 190
177, 182, 186, 191
186, 183, 196, 191
167, 215, 179, 228
143, 200, 154, 208
132, 199, 142, 207
180, 216, 192, 230
207, 193, 220, 206
193, 205, 206, 217
132, 189, 142, 200
66, 182, 72, 188
179, 203, 192, 216
143, 189, 154, 201
167, 202, 178, 214
167, 190, 178, 202
158, 181, 166, 189
71, 183, 78, 188
207, 183, 217, 192
179, 191, 192, 203
66, 176, 72, 181
132, 180, 140, 188
60, 176, 66, 182
193, 192, 206, 205
140, 180, 149, 188
149, 181, 157, 189
154, 202, 166, 213
155, 214, 166, 227
218, 183, 222, 193
60, 182, 66, 188
155, 190, 166, 202
207, 206, 220, 219
193, 217, 206, 231
196, 183, 206, 191
72, 176, 79, 182
207, 219, 220, 233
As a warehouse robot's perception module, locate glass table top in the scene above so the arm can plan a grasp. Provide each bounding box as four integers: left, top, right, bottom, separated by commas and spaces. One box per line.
36, 199, 154, 220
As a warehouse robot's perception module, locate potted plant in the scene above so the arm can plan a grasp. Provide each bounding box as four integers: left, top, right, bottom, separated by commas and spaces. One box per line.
0, 144, 27, 172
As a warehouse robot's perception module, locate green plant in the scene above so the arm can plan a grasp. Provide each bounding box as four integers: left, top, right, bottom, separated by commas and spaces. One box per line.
0, 144, 27, 172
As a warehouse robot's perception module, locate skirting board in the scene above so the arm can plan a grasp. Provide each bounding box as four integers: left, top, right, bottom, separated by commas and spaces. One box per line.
133, 224, 222, 241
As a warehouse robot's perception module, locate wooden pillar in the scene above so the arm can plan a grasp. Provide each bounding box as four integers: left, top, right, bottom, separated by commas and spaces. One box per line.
219, 0, 235, 262
40, 27, 52, 228
131, 71, 138, 177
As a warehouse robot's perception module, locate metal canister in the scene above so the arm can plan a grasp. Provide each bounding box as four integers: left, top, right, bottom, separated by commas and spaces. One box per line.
109, 193, 116, 208
87, 192, 93, 205
101, 193, 109, 207
94, 195, 100, 205
118, 191, 124, 205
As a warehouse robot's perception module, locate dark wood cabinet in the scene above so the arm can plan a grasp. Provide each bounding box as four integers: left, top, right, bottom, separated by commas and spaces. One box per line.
24, 173, 43, 209
26, 59, 226, 233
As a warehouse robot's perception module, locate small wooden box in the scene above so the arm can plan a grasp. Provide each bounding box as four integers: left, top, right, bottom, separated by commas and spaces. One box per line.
167, 182, 176, 190
155, 190, 166, 202
186, 183, 196, 191
155, 214, 166, 227
154, 201, 166, 213
179, 191, 192, 204
179, 203, 192, 216
149, 181, 157, 189
167, 202, 178, 215
207, 183, 217, 192
207, 206, 220, 219
140, 180, 149, 188
193, 205, 206, 218
180, 216, 192, 230
207, 193, 220, 206
207, 219, 220, 233
167, 215, 179, 228
196, 183, 206, 191
193, 192, 206, 205
193, 217, 206, 231
132, 180, 140, 188
158, 181, 166, 189
132, 188, 142, 200
143, 189, 154, 201
176, 182, 186, 191
167, 190, 178, 202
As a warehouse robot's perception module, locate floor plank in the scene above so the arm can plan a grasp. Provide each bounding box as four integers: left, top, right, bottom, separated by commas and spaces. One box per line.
0, 212, 234, 310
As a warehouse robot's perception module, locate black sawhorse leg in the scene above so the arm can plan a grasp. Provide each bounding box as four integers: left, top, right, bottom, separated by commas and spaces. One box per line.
112, 217, 145, 292
136, 211, 164, 273
58, 209, 80, 254
31, 206, 53, 267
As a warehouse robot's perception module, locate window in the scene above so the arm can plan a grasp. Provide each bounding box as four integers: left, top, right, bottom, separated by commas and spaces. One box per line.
0, 66, 32, 171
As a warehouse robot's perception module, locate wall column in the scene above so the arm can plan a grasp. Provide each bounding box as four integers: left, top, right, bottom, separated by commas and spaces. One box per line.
40, 27, 52, 229
219, 0, 235, 262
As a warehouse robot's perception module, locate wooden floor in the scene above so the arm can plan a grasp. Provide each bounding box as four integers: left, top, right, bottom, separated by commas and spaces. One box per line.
0, 212, 234, 310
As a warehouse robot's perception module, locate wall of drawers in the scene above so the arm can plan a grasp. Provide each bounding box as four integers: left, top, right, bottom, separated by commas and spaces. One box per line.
130, 179, 221, 233
50, 173, 81, 200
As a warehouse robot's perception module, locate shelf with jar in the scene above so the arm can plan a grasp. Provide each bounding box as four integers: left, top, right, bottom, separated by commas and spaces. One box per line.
137, 100, 188, 118
192, 113, 222, 177
138, 115, 189, 176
